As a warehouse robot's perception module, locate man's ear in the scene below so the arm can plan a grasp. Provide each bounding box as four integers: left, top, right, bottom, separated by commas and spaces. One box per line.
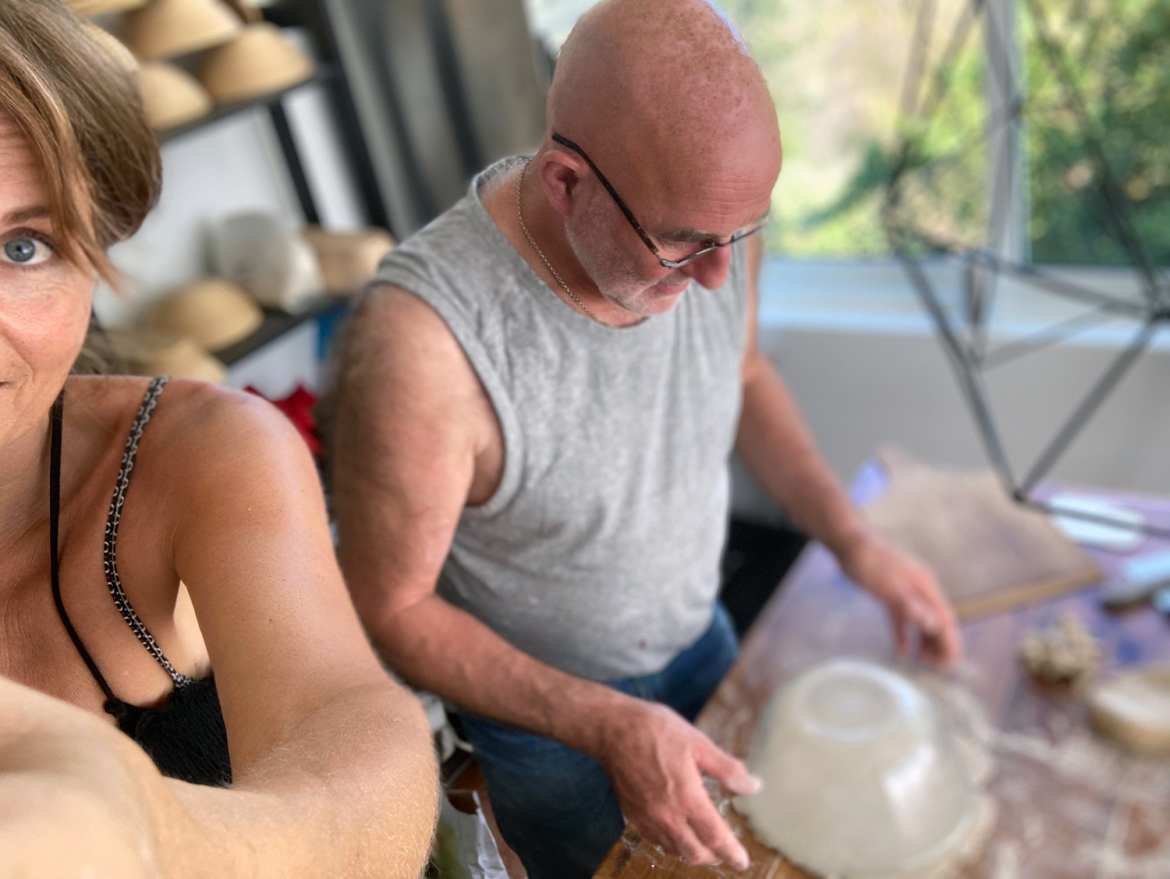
539, 150, 584, 218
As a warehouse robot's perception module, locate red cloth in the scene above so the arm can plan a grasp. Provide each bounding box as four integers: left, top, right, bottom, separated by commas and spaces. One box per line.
244, 384, 323, 456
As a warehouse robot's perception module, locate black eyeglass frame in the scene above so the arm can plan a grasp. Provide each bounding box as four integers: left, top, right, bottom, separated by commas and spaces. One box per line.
551, 133, 770, 270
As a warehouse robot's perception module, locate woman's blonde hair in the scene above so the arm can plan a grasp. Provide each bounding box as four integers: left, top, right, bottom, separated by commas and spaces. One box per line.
0, 0, 162, 285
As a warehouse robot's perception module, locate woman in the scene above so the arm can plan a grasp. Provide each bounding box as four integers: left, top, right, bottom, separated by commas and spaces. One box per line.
0, 2, 437, 874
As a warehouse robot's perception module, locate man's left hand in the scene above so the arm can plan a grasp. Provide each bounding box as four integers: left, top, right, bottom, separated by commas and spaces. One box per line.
840, 534, 962, 668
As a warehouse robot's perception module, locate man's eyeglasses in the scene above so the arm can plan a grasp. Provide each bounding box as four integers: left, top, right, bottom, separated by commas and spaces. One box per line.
552, 133, 770, 270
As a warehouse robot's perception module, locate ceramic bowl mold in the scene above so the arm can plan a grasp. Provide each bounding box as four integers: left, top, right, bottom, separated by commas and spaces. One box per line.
739, 659, 975, 877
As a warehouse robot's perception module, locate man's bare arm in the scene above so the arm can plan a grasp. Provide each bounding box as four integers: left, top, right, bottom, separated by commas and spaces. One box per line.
331, 285, 757, 867
735, 235, 870, 559
734, 237, 961, 665
332, 287, 614, 747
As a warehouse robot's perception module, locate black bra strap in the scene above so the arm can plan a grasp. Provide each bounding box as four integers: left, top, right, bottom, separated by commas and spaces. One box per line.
48, 390, 121, 711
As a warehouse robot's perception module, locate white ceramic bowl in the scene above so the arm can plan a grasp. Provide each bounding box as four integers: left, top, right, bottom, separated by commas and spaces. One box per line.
739, 659, 975, 877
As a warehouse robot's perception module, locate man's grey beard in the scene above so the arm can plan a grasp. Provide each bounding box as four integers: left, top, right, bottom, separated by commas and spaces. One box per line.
564, 223, 682, 317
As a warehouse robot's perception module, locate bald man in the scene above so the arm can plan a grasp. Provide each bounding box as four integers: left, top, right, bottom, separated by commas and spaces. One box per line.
331, 1, 962, 875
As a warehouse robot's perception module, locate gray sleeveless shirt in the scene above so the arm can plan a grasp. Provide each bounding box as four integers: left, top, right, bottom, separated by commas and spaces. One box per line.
372, 157, 748, 680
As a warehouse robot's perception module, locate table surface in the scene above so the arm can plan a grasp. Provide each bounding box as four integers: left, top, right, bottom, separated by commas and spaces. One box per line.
595, 463, 1170, 879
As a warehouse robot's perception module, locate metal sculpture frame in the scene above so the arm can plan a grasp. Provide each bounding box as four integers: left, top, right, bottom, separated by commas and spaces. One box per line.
882, 0, 1170, 538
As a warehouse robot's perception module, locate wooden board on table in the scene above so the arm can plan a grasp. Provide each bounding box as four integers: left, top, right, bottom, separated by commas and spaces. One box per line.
863, 447, 1103, 619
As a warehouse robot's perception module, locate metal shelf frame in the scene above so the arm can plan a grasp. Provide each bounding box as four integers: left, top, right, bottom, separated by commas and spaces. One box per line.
154, 0, 390, 365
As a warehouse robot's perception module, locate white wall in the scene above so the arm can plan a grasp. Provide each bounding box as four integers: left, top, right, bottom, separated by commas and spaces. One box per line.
94, 111, 299, 329
733, 261, 1170, 524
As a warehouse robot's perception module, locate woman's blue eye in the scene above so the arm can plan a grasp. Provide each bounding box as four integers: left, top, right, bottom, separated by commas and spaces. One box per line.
2, 236, 53, 266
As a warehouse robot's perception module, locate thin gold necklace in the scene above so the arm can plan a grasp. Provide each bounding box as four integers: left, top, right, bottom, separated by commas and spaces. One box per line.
516, 159, 597, 320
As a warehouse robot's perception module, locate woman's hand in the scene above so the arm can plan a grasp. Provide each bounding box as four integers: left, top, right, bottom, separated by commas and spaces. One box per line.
840, 533, 962, 668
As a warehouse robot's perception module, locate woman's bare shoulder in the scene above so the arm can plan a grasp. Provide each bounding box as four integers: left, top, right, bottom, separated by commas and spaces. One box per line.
67, 375, 285, 435
66, 376, 309, 492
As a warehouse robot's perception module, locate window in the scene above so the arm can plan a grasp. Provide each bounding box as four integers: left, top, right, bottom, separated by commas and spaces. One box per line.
722, 0, 979, 258
526, 0, 597, 55
525, 0, 1170, 271
1024, 0, 1170, 267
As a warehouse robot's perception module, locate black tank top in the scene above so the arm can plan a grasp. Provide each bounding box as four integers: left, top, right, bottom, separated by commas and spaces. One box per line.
49, 378, 232, 786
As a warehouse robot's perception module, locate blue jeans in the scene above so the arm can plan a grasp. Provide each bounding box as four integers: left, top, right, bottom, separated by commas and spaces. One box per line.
459, 604, 739, 879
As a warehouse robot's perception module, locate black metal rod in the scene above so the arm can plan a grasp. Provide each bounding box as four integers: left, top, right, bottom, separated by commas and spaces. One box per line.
973, 134, 1016, 360
900, 0, 937, 119
1019, 319, 1160, 495
983, 0, 1021, 122
966, 367, 1019, 494
263, 0, 398, 232
965, 259, 989, 364
898, 233, 1143, 318
268, 100, 321, 225
898, 252, 1020, 490
311, 0, 393, 231
423, 0, 483, 180
975, 0, 1025, 361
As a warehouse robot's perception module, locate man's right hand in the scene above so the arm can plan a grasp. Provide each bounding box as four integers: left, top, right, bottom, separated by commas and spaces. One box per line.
594, 700, 760, 870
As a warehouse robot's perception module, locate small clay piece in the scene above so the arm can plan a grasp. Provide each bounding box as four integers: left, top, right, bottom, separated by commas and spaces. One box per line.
1088, 668, 1170, 755
1019, 614, 1100, 688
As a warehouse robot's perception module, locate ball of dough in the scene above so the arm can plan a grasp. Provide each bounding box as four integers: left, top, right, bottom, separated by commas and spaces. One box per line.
1019, 615, 1100, 687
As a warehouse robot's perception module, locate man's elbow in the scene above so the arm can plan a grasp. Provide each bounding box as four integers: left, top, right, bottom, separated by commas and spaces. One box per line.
354, 588, 436, 672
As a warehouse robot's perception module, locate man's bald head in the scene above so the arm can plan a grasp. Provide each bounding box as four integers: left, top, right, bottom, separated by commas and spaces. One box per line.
547, 0, 780, 198
526, 0, 781, 318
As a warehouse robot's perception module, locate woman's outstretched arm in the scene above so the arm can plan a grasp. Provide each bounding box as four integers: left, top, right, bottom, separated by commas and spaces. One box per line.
0, 382, 439, 878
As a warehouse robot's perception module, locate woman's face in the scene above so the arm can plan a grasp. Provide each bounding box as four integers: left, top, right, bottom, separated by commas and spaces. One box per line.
0, 112, 93, 450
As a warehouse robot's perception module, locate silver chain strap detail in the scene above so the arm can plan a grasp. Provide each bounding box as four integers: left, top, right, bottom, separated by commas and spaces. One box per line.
103, 376, 195, 689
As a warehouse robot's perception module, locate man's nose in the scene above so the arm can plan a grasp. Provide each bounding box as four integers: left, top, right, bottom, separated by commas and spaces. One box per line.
680, 244, 732, 290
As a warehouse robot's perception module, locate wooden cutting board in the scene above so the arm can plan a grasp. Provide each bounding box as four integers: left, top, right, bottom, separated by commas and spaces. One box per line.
863, 447, 1103, 618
